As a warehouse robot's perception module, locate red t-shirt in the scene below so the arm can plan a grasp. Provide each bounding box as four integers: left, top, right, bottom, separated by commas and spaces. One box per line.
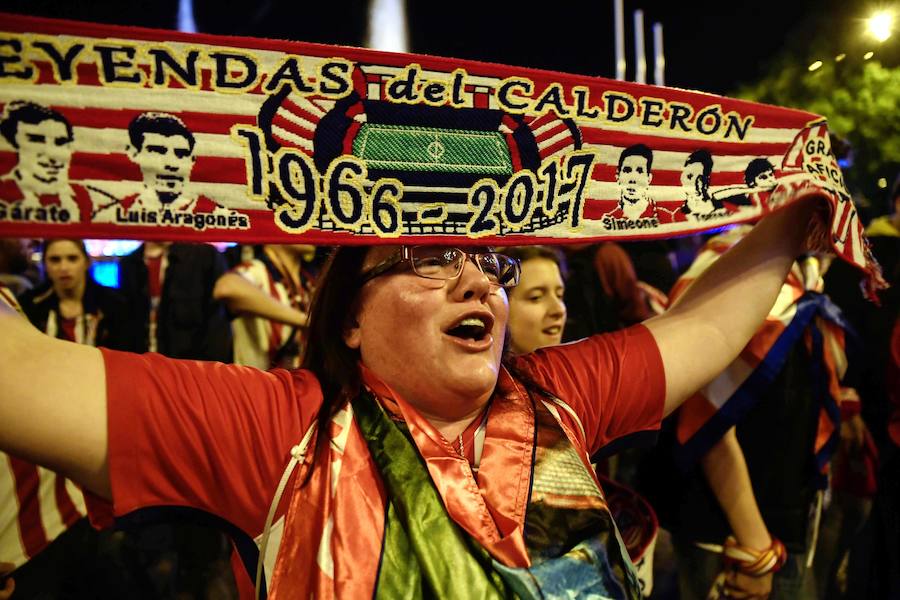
91, 325, 664, 585
512, 325, 665, 454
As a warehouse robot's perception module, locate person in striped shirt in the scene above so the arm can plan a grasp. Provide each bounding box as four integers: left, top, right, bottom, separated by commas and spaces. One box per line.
0, 284, 113, 598
214, 244, 315, 370
93, 112, 227, 219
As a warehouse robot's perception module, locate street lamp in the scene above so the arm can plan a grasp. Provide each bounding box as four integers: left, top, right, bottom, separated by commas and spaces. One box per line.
866, 10, 894, 42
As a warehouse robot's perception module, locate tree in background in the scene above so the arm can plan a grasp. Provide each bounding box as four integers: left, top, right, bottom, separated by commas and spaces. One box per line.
735, 11, 900, 219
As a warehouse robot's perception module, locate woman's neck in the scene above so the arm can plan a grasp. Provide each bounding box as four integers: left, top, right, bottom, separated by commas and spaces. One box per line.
144, 241, 169, 259
359, 363, 492, 443
421, 403, 487, 442
54, 279, 85, 303
55, 282, 85, 318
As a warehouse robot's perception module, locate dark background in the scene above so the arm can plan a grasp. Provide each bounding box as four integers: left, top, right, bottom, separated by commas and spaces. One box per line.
1, 0, 892, 95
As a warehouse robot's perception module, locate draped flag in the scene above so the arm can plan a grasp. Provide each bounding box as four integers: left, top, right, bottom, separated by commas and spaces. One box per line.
0, 13, 884, 297
670, 226, 853, 486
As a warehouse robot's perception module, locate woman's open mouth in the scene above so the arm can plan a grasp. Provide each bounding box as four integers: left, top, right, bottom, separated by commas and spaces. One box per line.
444, 313, 495, 350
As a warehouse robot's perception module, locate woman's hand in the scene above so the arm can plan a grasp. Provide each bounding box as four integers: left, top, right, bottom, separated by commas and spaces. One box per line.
723, 569, 773, 599
0, 562, 15, 600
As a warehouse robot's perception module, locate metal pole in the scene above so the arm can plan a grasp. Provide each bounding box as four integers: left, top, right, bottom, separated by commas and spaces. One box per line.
653, 22, 665, 86
614, 0, 625, 80
634, 9, 646, 84
177, 0, 197, 32
367, 0, 410, 52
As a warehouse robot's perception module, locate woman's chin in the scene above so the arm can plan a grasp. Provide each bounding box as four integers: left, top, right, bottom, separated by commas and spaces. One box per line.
444, 367, 497, 402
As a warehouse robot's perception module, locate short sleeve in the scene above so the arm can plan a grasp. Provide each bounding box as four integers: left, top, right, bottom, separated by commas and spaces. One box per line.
95, 349, 322, 538
513, 324, 665, 455
232, 260, 263, 286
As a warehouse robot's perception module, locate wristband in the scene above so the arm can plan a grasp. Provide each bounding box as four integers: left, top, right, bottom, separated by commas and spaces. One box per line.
722, 535, 787, 576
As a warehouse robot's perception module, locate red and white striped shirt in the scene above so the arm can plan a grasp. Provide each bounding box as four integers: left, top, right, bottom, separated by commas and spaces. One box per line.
0, 285, 88, 567
0, 457, 87, 568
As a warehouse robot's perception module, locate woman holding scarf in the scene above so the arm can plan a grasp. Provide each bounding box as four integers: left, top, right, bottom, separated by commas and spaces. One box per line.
0, 198, 822, 598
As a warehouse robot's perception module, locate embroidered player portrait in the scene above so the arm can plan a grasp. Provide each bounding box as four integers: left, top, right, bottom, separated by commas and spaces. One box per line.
744, 157, 776, 190
95, 112, 225, 217
678, 149, 723, 219
615, 144, 653, 216
0, 101, 94, 223
602, 144, 664, 228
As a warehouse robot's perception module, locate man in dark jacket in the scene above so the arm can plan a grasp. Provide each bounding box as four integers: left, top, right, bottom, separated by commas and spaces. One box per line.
118, 241, 232, 361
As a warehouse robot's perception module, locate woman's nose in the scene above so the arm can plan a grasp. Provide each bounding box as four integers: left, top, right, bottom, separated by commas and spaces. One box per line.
548, 295, 566, 317
451, 257, 492, 300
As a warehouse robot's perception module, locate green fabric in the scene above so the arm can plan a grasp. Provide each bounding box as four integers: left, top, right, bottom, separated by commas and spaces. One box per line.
352, 124, 513, 174
376, 502, 422, 598
352, 392, 512, 599
352, 388, 642, 599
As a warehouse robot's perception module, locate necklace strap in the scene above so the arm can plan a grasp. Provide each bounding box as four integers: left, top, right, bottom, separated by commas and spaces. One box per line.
456, 410, 489, 470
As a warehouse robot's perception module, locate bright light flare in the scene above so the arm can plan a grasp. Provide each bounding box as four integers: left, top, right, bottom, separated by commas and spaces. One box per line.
808, 60, 823, 71
864, 51, 875, 59
867, 10, 894, 42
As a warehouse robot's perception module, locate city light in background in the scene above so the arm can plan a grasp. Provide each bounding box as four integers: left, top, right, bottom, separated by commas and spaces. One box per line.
84, 240, 141, 257
807, 8, 896, 74
866, 9, 895, 42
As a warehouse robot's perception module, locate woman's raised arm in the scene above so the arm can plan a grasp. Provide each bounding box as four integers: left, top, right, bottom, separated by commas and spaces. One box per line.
645, 197, 820, 417
0, 299, 110, 498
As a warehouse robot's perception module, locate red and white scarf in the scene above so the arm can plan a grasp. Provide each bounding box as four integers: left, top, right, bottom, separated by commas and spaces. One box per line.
0, 13, 885, 298
670, 226, 851, 483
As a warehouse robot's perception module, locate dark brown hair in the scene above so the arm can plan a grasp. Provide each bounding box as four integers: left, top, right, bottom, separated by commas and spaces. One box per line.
0, 101, 73, 148
0, 239, 29, 274
299, 245, 369, 474
128, 112, 196, 152
41, 239, 88, 265
500, 245, 568, 280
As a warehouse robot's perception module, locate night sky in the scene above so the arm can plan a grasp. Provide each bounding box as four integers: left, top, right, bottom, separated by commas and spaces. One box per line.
0, 0, 891, 95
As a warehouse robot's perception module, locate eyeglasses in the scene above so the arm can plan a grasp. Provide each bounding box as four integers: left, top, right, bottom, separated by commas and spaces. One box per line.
359, 246, 521, 289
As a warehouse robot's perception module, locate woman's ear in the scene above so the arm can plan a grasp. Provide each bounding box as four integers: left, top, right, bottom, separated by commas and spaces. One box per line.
342, 315, 361, 349
341, 298, 362, 350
